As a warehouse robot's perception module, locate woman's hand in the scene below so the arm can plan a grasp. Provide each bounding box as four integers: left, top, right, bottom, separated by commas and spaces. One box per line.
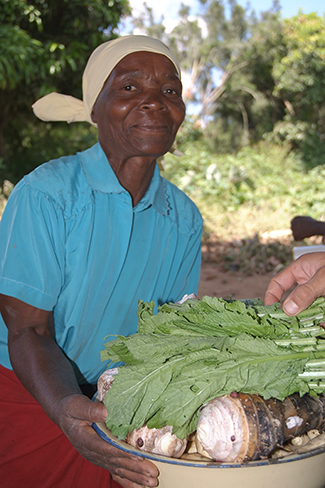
56, 393, 159, 488
0, 294, 158, 488
264, 252, 325, 315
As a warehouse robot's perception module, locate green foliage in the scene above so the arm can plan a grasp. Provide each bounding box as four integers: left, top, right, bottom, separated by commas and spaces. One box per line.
269, 13, 325, 166
0, 24, 44, 90
163, 138, 325, 239
164, 138, 269, 212
273, 13, 325, 106
265, 116, 325, 168
0, 0, 130, 182
2, 119, 98, 183
129, 4, 325, 160
165, 145, 254, 210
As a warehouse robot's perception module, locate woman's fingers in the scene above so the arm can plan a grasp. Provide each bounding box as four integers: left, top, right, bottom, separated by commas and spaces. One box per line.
110, 457, 159, 488
57, 394, 159, 487
83, 431, 159, 488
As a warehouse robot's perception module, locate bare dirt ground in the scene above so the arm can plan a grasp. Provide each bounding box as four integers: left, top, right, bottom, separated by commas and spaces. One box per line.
198, 263, 274, 300
197, 232, 296, 301
197, 230, 325, 301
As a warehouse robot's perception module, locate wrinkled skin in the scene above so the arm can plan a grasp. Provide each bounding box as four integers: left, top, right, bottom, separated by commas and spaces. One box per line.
264, 252, 325, 317
0, 294, 158, 488
91, 51, 185, 206
0, 50, 186, 488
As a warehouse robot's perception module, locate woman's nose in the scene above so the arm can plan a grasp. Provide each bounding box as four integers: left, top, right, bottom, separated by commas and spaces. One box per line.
139, 91, 167, 111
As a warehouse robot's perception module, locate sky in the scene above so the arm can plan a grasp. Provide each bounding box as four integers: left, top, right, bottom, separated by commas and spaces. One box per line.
123, 0, 324, 112
127, 0, 324, 27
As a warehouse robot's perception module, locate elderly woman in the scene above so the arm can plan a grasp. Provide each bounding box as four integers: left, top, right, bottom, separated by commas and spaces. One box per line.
0, 36, 203, 488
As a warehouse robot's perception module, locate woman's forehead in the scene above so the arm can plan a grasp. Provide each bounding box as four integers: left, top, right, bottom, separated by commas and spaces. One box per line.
98, 53, 182, 98
112, 51, 180, 76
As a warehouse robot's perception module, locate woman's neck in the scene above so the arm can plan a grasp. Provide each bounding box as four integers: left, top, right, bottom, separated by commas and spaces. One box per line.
109, 156, 157, 207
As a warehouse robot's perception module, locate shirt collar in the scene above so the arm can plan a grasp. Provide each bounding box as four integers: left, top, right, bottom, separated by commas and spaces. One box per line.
78, 142, 170, 215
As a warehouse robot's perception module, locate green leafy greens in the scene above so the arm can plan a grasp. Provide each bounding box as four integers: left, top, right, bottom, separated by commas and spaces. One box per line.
100, 296, 325, 440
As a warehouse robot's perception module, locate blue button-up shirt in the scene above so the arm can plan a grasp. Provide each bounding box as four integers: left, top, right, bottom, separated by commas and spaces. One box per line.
0, 142, 203, 384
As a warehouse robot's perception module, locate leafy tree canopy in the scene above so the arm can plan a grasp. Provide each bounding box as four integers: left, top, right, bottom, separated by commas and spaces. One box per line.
2, 0, 325, 186
268, 12, 325, 166
0, 0, 130, 182
130, 1, 325, 165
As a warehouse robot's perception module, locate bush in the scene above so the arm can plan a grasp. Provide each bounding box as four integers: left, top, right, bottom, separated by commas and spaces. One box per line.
164, 139, 325, 240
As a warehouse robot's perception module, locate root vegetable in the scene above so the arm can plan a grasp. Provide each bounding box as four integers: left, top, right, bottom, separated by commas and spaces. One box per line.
97, 368, 118, 401
97, 368, 187, 458
196, 392, 325, 462
294, 432, 325, 453
126, 425, 187, 458
96, 369, 325, 461
98, 296, 325, 461
195, 395, 250, 462
101, 296, 325, 443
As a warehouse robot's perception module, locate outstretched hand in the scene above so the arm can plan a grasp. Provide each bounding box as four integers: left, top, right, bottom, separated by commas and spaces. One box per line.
56, 393, 159, 488
264, 252, 325, 315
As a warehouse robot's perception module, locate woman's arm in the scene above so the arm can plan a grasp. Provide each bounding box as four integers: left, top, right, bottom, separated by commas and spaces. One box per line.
0, 294, 158, 488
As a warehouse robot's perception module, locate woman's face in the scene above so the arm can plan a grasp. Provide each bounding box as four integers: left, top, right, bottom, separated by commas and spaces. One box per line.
91, 51, 186, 161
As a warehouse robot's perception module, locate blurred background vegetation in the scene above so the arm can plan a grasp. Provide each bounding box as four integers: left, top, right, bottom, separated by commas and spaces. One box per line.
1, 0, 325, 272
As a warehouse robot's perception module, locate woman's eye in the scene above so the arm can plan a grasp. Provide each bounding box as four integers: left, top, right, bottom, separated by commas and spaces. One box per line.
165, 87, 181, 96
123, 85, 136, 91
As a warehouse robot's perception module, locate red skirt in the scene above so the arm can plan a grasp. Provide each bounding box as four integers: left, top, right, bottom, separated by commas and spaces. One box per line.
0, 365, 122, 488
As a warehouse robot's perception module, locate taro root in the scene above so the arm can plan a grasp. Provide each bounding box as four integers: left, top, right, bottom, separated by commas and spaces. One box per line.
196, 392, 325, 462
126, 425, 188, 458
195, 394, 249, 462
97, 370, 325, 461
97, 368, 118, 402
97, 368, 187, 458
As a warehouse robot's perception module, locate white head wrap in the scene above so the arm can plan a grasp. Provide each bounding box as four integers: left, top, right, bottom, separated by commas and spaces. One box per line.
32, 35, 182, 127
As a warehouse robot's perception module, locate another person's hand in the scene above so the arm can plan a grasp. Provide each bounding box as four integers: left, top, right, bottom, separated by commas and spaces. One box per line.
264, 252, 325, 315
291, 216, 325, 241
56, 393, 159, 488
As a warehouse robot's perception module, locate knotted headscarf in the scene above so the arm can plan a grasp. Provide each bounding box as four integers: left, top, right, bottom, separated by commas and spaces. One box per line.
32, 35, 182, 128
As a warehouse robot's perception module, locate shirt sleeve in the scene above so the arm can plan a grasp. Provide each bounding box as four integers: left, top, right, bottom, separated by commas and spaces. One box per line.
0, 181, 65, 310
